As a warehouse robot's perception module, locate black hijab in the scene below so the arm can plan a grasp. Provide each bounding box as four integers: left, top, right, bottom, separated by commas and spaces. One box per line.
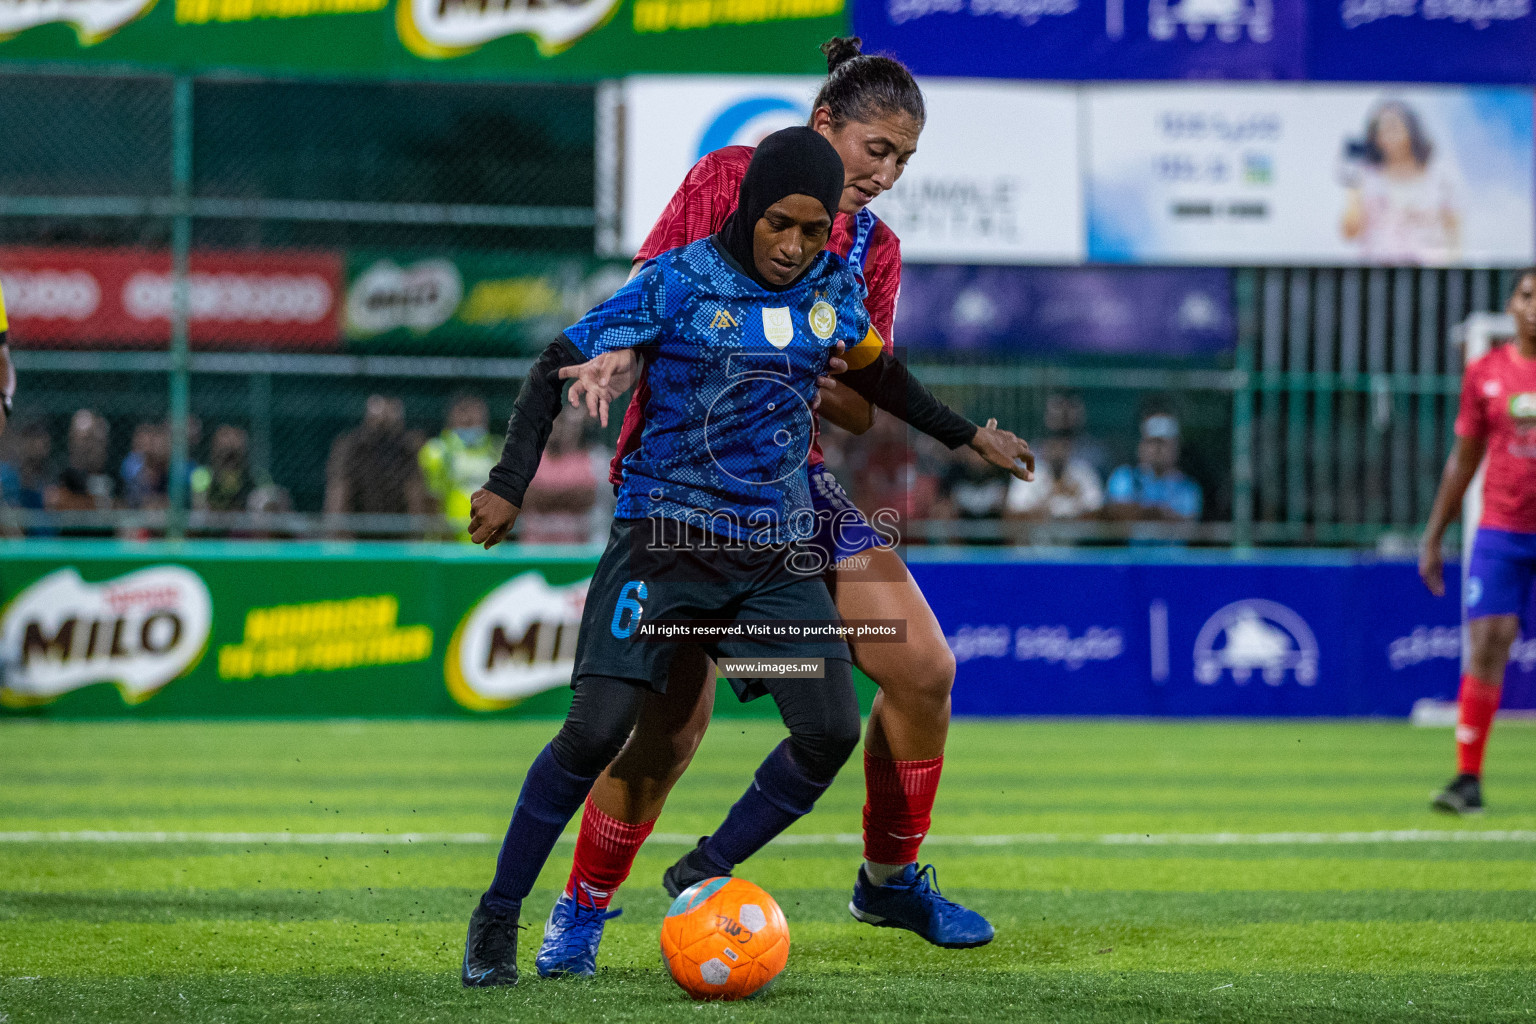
715, 126, 846, 291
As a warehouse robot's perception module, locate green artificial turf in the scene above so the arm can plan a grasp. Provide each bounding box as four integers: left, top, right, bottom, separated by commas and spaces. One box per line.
1, 718, 1533, 1022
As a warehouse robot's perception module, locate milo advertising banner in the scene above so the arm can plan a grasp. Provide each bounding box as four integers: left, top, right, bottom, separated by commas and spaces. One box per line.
4, 543, 1511, 719
343, 250, 630, 354
0, 542, 607, 718
0, 0, 846, 79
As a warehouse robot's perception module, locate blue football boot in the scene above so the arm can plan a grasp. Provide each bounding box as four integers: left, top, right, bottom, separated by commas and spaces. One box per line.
848, 863, 995, 949
534, 889, 623, 978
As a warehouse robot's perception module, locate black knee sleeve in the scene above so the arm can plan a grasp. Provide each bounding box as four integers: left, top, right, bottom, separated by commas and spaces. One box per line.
548, 676, 646, 778
774, 658, 862, 783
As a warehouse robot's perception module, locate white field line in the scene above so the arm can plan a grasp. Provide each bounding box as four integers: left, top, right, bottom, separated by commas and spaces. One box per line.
0, 829, 1532, 847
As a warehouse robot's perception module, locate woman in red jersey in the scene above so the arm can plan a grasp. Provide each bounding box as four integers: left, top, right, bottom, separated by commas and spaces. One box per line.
540, 38, 1033, 960
1421, 269, 1536, 815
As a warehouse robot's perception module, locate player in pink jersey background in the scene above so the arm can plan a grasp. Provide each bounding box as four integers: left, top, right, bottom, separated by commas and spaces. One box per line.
551, 38, 1034, 954
1420, 269, 1536, 815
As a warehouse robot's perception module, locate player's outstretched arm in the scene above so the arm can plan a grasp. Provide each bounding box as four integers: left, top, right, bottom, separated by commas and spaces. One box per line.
0, 340, 11, 440
0, 330, 12, 439
473, 336, 585, 548
1418, 436, 1486, 596
838, 349, 1034, 480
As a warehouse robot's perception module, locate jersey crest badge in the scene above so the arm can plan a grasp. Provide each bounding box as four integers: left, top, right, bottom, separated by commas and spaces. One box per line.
710, 309, 739, 330
762, 307, 793, 349
1511, 392, 1536, 421
808, 300, 836, 340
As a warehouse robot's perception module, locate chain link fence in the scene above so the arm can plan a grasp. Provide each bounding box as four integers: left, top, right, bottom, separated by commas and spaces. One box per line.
0, 68, 1522, 546
0, 68, 616, 540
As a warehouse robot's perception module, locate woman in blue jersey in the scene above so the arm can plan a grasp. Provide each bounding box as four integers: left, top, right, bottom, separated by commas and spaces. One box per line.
460, 127, 944, 986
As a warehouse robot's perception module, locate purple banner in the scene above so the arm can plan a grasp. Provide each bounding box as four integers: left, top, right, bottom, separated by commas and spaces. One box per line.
856, 0, 1306, 81
893, 266, 1235, 355
1308, 0, 1536, 84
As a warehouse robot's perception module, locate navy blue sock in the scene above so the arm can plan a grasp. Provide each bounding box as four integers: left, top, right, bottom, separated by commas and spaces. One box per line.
481, 743, 597, 915
701, 740, 831, 873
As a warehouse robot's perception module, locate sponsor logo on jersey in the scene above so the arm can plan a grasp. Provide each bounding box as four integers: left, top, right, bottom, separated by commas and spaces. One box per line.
0, 0, 156, 46
710, 308, 739, 330
1, 566, 212, 708
445, 571, 588, 712
808, 300, 836, 340
761, 307, 793, 348
1193, 599, 1318, 686
396, 0, 621, 59
1510, 392, 1536, 420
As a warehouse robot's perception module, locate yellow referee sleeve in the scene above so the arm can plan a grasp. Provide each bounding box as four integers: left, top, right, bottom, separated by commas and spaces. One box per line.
0, 279, 8, 335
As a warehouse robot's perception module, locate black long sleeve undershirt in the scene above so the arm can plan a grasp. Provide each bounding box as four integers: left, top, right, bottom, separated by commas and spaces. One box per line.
483, 336, 584, 509
838, 350, 977, 450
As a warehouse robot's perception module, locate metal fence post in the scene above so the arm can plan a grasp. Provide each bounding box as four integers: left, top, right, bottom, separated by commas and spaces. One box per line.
168, 76, 194, 538
1232, 269, 1257, 549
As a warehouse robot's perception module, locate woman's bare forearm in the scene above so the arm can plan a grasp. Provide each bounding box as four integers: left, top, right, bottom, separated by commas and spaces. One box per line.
1422, 436, 1486, 548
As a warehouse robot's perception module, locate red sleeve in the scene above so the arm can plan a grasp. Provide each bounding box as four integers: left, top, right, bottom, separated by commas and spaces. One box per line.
635, 147, 750, 261
1454, 356, 1488, 439
862, 224, 901, 350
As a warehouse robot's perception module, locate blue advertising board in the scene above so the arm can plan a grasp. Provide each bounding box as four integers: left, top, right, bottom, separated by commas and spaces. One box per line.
855, 0, 1307, 81
910, 553, 1535, 716
856, 0, 1536, 83
893, 266, 1235, 355
1308, 0, 1536, 84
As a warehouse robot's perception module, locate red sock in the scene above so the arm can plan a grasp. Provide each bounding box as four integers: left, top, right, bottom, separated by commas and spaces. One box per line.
565, 799, 654, 910
1456, 673, 1503, 777
862, 752, 943, 866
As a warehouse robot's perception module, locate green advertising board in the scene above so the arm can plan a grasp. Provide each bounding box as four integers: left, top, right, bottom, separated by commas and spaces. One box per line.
0, 0, 846, 79
0, 541, 872, 718
343, 250, 631, 354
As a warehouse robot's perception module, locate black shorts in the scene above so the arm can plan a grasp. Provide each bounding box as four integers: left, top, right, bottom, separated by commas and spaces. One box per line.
572, 517, 850, 701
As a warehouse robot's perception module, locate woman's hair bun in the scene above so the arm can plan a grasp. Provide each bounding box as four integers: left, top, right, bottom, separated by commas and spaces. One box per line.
820, 36, 864, 74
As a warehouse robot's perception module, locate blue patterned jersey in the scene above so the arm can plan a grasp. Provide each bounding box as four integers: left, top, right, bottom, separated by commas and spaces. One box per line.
564, 237, 869, 543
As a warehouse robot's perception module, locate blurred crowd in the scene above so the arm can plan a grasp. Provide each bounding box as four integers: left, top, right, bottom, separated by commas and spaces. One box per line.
0, 390, 1205, 544
0, 409, 292, 537
819, 393, 1204, 544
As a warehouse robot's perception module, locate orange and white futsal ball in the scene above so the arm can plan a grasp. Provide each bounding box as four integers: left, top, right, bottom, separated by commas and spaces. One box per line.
659, 877, 789, 1001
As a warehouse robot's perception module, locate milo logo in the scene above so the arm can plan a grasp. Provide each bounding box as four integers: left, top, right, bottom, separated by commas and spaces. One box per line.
1509, 392, 1536, 420
346, 259, 462, 336
1, 566, 212, 707
396, 0, 621, 58
445, 572, 588, 712
0, 0, 156, 46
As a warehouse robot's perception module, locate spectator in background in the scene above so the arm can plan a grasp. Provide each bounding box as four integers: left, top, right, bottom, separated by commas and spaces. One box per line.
245, 483, 295, 540
121, 421, 171, 510
517, 405, 597, 544
325, 394, 428, 537
847, 413, 940, 543
935, 445, 1011, 535
1006, 429, 1104, 522
1105, 413, 1203, 524
50, 409, 115, 513
1044, 391, 1108, 475
120, 418, 202, 512
197, 425, 256, 513
0, 419, 53, 534
419, 393, 499, 543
